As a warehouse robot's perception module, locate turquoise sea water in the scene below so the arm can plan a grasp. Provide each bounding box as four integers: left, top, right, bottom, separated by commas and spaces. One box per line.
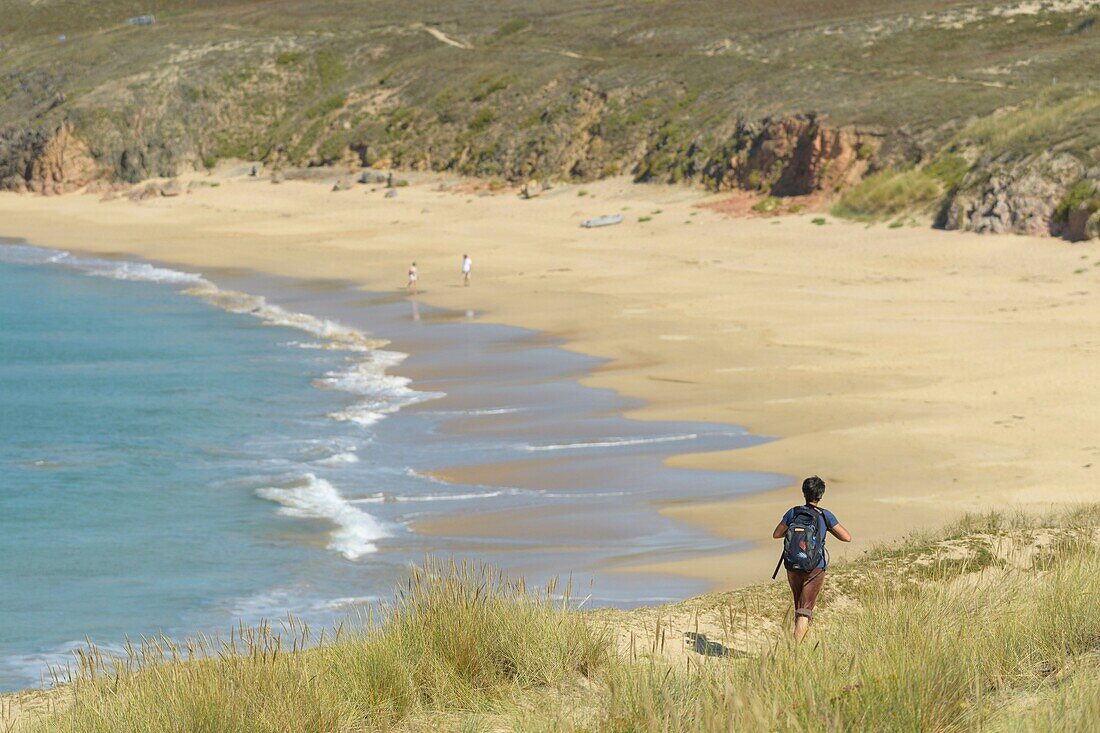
0, 246, 397, 689
0, 242, 786, 691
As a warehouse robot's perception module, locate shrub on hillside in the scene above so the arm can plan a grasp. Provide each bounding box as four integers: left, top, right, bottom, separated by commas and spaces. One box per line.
832, 168, 942, 221
1054, 179, 1100, 224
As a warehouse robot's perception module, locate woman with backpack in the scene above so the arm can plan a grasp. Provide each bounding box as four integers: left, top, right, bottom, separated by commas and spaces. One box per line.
772, 476, 852, 642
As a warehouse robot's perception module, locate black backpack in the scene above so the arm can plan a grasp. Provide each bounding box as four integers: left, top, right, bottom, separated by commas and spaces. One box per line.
772, 505, 827, 578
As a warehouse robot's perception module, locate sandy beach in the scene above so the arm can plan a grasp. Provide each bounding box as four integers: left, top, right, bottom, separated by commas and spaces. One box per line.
3, 168, 1097, 589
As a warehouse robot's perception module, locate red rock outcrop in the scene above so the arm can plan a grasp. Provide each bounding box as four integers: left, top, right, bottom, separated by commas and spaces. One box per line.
728, 116, 873, 196
25, 122, 100, 195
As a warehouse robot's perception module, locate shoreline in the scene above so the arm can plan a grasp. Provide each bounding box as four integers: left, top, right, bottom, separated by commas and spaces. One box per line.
2, 169, 1098, 589
1, 241, 777, 607
1, 240, 790, 698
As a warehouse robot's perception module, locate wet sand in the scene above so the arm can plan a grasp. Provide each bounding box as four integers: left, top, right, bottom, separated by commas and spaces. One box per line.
200, 269, 781, 604
2, 168, 1098, 588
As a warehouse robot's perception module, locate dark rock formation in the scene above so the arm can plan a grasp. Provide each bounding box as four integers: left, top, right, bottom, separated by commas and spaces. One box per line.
1065, 205, 1100, 242
945, 153, 1085, 236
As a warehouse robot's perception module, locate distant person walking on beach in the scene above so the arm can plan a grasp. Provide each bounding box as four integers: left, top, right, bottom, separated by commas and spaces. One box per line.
772, 476, 851, 642
461, 254, 472, 286
407, 262, 418, 295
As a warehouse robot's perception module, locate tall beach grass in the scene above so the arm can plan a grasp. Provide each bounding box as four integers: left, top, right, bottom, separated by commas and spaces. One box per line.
32, 560, 607, 733
583, 535, 1100, 731
23, 510, 1100, 732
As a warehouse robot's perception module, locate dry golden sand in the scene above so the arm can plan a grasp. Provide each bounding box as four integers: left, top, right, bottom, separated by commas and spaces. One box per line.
1, 170, 1097, 589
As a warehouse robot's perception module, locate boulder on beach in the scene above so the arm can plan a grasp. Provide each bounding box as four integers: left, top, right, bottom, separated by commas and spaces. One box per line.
160, 179, 183, 197
126, 183, 160, 201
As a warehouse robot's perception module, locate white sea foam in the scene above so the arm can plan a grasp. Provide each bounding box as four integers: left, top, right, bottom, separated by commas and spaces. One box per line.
4, 244, 443, 436
185, 282, 385, 350
353, 489, 513, 504
2, 243, 444, 560
0, 243, 72, 266
311, 595, 379, 612
353, 483, 628, 504
284, 340, 373, 353
429, 406, 522, 417
228, 588, 379, 621
541, 490, 629, 499
0, 244, 204, 283
328, 407, 388, 427
399, 468, 630, 501
255, 473, 389, 560
404, 466, 450, 484
0, 245, 381, 349
0, 640, 128, 689
313, 451, 360, 467
320, 351, 444, 428
522, 434, 699, 451
86, 261, 207, 284
293, 437, 360, 460
185, 276, 441, 442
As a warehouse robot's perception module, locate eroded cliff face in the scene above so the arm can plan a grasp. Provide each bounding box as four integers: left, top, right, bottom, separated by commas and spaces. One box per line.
0, 123, 99, 195
28, 123, 100, 194
723, 116, 874, 196
0, 108, 1093, 242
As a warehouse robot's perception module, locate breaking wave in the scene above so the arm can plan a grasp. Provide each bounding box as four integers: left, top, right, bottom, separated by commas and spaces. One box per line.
255, 473, 389, 560
320, 350, 444, 427
0, 245, 440, 563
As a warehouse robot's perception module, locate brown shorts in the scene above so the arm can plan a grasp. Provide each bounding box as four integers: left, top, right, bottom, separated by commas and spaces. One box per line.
786, 568, 826, 619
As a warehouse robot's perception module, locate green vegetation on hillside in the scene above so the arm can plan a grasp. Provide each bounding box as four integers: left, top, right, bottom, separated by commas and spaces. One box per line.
832, 153, 971, 221
958, 92, 1100, 160
832, 168, 944, 221
23, 508, 1100, 732
0, 1, 1097, 234
1055, 179, 1100, 224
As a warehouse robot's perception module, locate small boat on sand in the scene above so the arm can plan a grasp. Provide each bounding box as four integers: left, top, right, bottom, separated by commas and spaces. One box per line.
580, 214, 624, 229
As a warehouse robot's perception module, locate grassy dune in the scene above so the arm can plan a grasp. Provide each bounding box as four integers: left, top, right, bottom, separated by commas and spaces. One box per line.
15, 509, 1100, 732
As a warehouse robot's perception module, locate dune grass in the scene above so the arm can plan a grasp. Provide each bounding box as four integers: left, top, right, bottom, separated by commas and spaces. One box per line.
992, 656, 1100, 732
24, 510, 1100, 732
581, 532, 1100, 731
831, 168, 943, 221
32, 560, 607, 733
831, 153, 972, 223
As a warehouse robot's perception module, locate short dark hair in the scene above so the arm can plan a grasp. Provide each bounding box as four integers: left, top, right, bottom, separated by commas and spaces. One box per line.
802, 476, 826, 503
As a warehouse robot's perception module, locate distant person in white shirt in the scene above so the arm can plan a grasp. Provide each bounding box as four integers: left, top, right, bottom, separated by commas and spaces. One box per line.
461, 254, 472, 286
407, 262, 418, 295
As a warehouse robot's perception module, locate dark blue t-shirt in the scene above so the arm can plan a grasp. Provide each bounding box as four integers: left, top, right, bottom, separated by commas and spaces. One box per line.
781, 505, 839, 569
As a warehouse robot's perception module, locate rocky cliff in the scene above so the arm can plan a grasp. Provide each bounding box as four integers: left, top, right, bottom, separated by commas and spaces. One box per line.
945, 153, 1089, 237
709, 117, 875, 196
0, 122, 100, 195
1, 0, 1097, 240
